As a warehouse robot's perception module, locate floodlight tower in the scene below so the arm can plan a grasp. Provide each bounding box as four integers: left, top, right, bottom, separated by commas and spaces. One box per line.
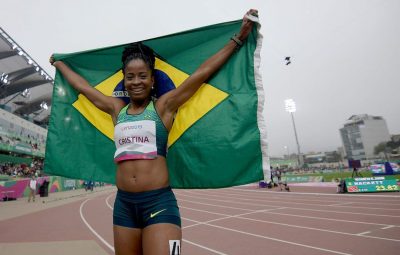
284, 99, 303, 167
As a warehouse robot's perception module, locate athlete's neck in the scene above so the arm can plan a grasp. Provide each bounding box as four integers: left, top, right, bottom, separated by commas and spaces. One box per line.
129, 98, 151, 114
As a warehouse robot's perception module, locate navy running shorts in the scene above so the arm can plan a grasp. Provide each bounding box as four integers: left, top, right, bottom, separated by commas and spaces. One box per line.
113, 186, 181, 229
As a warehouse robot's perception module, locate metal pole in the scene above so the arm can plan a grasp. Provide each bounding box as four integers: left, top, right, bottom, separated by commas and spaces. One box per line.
290, 112, 302, 166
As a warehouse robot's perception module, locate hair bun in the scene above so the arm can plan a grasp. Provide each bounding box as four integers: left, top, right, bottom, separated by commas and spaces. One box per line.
122, 42, 155, 72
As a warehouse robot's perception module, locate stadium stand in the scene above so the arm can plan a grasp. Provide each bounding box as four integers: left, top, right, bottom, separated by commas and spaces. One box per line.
0, 27, 53, 128
0, 27, 50, 177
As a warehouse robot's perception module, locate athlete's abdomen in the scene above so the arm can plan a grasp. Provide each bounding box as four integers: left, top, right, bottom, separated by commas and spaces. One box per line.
116, 157, 169, 192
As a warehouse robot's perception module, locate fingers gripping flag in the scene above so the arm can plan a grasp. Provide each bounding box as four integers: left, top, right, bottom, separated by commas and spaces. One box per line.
45, 18, 269, 188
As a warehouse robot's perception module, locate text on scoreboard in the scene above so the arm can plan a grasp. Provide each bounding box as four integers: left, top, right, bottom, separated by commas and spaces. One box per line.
345, 176, 399, 193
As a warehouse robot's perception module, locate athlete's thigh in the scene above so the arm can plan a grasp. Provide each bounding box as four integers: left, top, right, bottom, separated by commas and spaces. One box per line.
142, 223, 181, 254
114, 225, 142, 255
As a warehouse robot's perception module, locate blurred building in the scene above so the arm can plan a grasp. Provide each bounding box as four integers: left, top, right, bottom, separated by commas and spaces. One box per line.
269, 157, 298, 168
303, 151, 343, 164
340, 114, 391, 160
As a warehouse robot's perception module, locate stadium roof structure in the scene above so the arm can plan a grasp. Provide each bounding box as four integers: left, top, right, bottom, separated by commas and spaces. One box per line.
0, 27, 53, 128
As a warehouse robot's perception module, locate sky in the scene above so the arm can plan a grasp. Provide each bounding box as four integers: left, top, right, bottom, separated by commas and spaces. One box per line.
1, 0, 399, 157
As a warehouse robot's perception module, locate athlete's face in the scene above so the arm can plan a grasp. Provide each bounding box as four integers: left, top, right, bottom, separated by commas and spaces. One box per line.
124, 59, 154, 102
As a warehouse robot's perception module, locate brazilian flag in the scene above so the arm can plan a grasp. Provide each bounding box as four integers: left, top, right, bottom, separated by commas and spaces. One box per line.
44, 18, 269, 188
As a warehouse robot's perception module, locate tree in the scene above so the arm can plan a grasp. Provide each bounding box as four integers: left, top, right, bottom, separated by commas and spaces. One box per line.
374, 140, 400, 161
374, 141, 390, 160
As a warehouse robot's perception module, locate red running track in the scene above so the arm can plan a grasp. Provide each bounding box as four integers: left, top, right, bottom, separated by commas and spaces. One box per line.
1, 185, 400, 254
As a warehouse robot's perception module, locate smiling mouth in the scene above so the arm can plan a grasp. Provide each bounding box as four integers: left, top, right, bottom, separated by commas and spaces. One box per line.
129, 88, 145, 95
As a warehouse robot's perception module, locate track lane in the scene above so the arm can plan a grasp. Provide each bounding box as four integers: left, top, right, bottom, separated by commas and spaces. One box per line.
2, 186, 400, 254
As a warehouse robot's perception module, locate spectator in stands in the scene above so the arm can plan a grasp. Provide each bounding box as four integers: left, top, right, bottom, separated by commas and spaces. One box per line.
28, 174, 37, 202
0, 159, 44, 178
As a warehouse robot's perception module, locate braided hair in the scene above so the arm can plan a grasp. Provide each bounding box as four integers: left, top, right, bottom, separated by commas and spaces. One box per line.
121, 42, 155, 75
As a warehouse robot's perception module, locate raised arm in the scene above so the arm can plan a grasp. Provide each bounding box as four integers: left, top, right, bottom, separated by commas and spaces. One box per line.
50, 57, 124, 123
157, 9, 258, 122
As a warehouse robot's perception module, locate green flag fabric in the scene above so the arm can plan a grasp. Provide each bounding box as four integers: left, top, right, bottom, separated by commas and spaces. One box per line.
44, 18, 269, 188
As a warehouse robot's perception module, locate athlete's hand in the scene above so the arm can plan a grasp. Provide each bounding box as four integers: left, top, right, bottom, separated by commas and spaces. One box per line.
237, 9, 258, 41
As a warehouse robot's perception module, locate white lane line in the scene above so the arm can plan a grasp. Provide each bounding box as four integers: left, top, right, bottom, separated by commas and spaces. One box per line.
180, 206, 229, 217
228, 194, 400, 208
357, 231, 371, 235
381, 225, 395, 230
182, 239, 228, 255
264, 211, 397, 228
181, 205, 400, 242
181, 199, 398, 228
180, 205, 286, 218
104, 193, 228, 255
178, 197, 255, 212
224, 189, 400, 204
236, 215, 400, 242
179, 198, 400, 241
327, 202, 354, 206
182, 208, 286, 230
105, 193, 114, 210
181, 190, 400, 211
183, 189, 400, 207
182, 217, 351, 255
183, 190, 364, 205
178, 193, 282, 209
209, 188, 400, 204
183, 221, 203, 228
180, 206, 282, 229
282, 206, 400, 218
80, 199, 115, 253
229, 187, 400, 198
177, 193, 400, 218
